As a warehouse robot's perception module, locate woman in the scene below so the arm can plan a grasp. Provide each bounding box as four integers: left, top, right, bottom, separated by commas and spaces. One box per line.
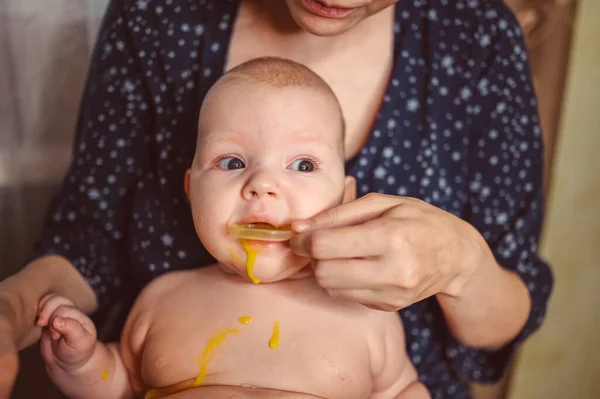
0, 0, 553, 397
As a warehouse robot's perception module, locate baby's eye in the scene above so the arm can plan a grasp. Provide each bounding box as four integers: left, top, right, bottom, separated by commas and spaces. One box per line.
218, 157, 245, 170
288, 159, 316, 172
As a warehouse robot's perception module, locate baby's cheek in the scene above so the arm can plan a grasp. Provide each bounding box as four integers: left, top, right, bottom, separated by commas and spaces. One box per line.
218, 246, 249, 276
294, 193, 343, 220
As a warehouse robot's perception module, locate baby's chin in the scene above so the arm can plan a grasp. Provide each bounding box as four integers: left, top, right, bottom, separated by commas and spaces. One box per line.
218, 252, 310, 284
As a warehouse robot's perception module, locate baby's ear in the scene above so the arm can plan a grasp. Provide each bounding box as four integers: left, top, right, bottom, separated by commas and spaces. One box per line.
342, 176, 356, 203
184, 169, 191, 199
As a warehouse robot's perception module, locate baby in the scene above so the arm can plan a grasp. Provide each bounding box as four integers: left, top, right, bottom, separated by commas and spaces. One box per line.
36, 57, 430, 399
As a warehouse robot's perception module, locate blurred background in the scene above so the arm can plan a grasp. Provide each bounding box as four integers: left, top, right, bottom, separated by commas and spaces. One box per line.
0, 0, 597, 398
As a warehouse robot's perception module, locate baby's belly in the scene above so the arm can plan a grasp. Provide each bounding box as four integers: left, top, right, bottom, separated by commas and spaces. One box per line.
150, 384, 325, 399
139, 269, 374, 398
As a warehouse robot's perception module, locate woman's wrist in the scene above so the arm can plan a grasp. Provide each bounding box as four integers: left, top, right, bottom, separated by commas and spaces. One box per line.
440, 221, 491, 299
25, 255, 97, 314
437, 224, 531, 349
0, 276, 39, 348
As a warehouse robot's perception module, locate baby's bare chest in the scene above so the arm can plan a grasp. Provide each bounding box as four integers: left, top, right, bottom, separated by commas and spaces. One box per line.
138, 277, 374, 398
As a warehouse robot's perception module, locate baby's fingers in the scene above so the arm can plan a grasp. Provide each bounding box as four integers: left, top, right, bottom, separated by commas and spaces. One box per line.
48, 307, 96, 369
36, 294, 75, 328
52, 315, 94, 349
40, 328, 58, 368
49, 317, 95, 368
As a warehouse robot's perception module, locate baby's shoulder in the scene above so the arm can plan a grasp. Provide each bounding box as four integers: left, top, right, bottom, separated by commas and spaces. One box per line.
133, 266, 221, 308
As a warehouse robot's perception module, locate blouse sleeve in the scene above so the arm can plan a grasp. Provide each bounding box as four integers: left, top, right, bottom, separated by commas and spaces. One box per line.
444, 2, 554, 382
31, 0, 153, 312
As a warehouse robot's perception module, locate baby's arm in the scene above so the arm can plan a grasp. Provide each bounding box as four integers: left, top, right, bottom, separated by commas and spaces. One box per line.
118, 271, 186, 397
369, 312, 430, 399
37, 294, 134, 399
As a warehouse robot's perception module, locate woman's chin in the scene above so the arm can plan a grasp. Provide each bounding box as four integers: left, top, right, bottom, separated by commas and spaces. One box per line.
285, 1, 363, 36
292, 14, 358, 36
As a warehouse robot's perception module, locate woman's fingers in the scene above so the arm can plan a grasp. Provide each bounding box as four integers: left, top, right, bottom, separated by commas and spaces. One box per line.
292, 193, 402, 232
312, 258, 388, 290
290, 218, 391, 259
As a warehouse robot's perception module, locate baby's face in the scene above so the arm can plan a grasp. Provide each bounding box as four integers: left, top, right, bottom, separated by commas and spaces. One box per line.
187, 80, 351, 282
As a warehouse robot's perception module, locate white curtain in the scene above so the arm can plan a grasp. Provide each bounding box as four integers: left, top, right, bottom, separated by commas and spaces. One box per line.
0, 0, 109, 277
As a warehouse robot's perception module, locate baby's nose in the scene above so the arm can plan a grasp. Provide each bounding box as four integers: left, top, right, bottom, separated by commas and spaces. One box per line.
242, 171, 280, 199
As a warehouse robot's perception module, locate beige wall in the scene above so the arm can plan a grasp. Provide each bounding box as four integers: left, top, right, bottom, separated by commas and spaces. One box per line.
508, 0, 600, 397
0, 0, 108, 189
0, 0, 109, 277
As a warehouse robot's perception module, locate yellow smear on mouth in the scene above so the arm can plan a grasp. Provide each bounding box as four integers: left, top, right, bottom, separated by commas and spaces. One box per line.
238, 316, 252, 325
268, 321, 280, 349
194, 328, 240, 387
241, 240, 260, 284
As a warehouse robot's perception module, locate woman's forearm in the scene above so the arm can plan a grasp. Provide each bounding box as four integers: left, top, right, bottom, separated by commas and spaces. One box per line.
48, 342, 134, 399
437, 253, 531, 350
0, 255, 97, 349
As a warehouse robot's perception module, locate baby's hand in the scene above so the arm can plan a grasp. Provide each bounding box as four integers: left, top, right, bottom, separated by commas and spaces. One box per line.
36, 294, 97, 373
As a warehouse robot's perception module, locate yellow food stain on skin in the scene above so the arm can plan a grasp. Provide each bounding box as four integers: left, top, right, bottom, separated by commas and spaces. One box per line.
269, 321, 280, 349
241, 240, 260, 284
227, 246, 240, 263
238, 316, 252, 325
101, 369, 109, 381
194, 328, 240, 387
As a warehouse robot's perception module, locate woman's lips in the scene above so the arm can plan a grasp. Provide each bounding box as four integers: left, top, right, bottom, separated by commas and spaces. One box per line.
300, 0, 358, 19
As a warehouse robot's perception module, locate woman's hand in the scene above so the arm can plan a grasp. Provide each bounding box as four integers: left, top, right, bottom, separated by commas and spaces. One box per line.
0, 288, 40, 399
0, 312, 19, 399
0, 256, 97, 398
290, 193, 492, 311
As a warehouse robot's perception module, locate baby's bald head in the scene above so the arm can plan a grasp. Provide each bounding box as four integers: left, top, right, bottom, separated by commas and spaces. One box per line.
225, 56, 337, 93
199, 57, 345, 159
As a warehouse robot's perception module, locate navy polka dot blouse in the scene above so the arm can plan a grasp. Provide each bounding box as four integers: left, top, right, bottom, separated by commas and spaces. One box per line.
33, 0, 553, 397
